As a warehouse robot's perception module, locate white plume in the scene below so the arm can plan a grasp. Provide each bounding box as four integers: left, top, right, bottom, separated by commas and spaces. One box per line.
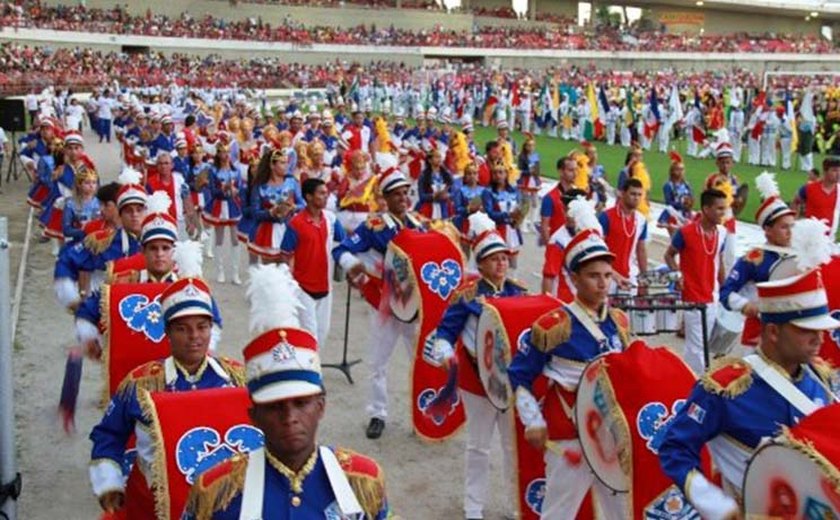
146, 191, 172, 214
755, 171, 780, 200
468, 211, 496, 239
118, 167, 142, 186
246, 264, 305, 336
567, 196, 602, 234
173, 241, 204, 278
375, 152, 398, 173
793, 218, 833, 271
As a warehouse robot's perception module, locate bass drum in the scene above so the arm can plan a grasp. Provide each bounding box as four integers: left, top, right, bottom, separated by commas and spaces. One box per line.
475, 295, 560, 411
382, 246, 420, 323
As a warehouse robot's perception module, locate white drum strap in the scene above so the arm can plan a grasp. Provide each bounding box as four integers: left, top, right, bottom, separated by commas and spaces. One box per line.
566, 301, 607, 344
239, 448, 265, 520
319, 446, 364, 517
743, 355, 819, 415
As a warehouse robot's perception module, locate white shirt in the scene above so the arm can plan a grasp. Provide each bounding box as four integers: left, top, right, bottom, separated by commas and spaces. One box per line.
97, 97, 115, 119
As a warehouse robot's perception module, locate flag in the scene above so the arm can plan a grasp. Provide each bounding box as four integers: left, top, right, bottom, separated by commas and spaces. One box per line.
598, 85, 610, 121
511, 82, 521, 109
584, 83, 600, 141
644, 87, 661, 140
348, 75, 360, 104
538, 80, 556, 129
625, 88, 636, 126
667, 84, 683, 127
650, 87, 661, 122
786, 91, 798, 153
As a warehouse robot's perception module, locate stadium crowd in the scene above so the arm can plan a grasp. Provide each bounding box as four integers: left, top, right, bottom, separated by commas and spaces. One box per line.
1, 1, 836, 53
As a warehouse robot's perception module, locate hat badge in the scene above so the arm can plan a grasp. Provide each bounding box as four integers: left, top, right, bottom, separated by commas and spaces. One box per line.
184, 284, 199, 297
271, 341, 295, 362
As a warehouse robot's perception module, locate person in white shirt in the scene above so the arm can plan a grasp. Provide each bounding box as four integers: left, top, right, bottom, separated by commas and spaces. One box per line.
96, 90, 115, 143
65, 98, 85, 132
25, 91, 39, 126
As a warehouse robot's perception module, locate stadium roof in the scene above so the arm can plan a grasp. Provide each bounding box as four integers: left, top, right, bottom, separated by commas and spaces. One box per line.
617, 0, 840, 20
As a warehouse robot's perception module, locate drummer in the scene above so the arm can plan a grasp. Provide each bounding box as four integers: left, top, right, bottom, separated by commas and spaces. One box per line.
432, 211, 527, 520
508, 197, 631, 519
658, 268, 839, 519
719, 172, 796, 347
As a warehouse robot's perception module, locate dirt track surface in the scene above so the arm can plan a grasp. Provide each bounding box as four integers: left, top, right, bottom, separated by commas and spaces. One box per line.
5, 128, 675, 519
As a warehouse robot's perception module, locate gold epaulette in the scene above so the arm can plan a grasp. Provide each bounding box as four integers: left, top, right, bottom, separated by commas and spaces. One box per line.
453, 278, 479, 303
609, 308, 631, 348
111, 270, 141, 285
216, 356, 246, 387
83, 228, 117, 255
115, 360, 167, 397
334, 447, 387, 520
810, 356, 838, 386
530, 308, 571, 353
365, 214, 387, 232
184, 453, 248, 520
507, 278, 529, 293
700, 357, 753, 398
744, 248, 765, 265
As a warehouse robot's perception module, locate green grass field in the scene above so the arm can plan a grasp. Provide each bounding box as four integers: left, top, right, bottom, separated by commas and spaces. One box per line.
469, 125, 825, 224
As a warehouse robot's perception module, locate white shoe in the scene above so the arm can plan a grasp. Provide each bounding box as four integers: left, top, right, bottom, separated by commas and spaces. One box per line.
216, 271, 226, 284
231, 273, 242, 285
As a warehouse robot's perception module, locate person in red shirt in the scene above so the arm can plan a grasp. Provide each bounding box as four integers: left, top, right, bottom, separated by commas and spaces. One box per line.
793, 156, 840, 237
598, 178, 648, 291
539, 155, 578, 246
476, 140, 502, 187
664, 189, 728, 375
280, 178, 347, 348
541, 188, 587, 301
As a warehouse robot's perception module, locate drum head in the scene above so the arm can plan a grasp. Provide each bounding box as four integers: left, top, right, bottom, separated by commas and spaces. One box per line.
475, 308, 517, 411
383, 247, 420, 323
575, 357, 630, 493
743, 442, 839, 518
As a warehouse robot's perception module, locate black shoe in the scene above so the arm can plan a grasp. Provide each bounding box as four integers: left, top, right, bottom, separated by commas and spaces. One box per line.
366, 417, 385, 439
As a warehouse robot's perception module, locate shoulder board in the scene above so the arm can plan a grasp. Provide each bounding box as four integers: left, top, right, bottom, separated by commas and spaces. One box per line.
111, 270, 141, 285
408, 211, 429, 227
333, 447, 386, 520
365, 214, 386, 232
507, 278, 529, 293
810, 357, 838, 386
609, 308, 631, 347
116, 360, 166, 397
453, 278, 479, 302
530, 308, 571, 353
700, 357, 753, 398
83, 228, 117, 255
185, 453, 248, 520
216, 356, 246, 387
744, 248, 764, 265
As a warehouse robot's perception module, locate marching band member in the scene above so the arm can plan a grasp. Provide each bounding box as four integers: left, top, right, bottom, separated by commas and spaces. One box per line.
415, 146, 454, 221
541, 188, 587, 301
452, 162, 484, 259
53, 171, 147, 310
332, 167, 425, 439
60, 166, 101, 243
659, 267, 839, 520
146, 151, 192, 239
660, 152, 694, 237
598, 177, 648, 291
280, 178, 347, 348
432, 212, 526, 520
720, 172, 796, 347
508, 196, 630, 519
204, 142, 244, 284
89, 278, 244, 517
336, 150, 378, 232
516, 134, 541, 234
664, 189, 728, 374
247, 148, 303, 264
482, 160, 523, 271
705, 142, 745, 269
792, 156, 840, 238
183, 265, 392, 520
539, 156, 577, 247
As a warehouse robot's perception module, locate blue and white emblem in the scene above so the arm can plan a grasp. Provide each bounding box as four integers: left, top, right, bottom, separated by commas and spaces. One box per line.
118, 294, 166, 343
176, 425, 264, 484
420, 259, 462, 300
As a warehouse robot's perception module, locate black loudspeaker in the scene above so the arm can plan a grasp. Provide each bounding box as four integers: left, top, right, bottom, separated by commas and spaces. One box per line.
0, 98, 28, 133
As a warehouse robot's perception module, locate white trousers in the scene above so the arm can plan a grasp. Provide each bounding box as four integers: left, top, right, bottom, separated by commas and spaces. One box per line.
606, 124, 616, 146
683, 302, 717, 375
731, 133, 743, 162
366, 311, 416, 419
747, 138, 761, 165
800, 152, 814, 172
760, 136, 777, 166
780, 137, 793, 169
619, 127, 631, 147
542, 440, 627, 520
687, 139, 698, 158
462, 390, 515, 519
298, 290, 333, 349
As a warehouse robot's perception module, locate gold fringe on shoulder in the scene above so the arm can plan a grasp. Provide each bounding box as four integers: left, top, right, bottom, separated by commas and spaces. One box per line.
453, 280, 478, 303
217, 357, 246, 387
700, 357, 753, 398
84, 229, 117, 255
335, 449, 386, 520
530, 309, 571, 353
136, 389, 172, 520
184, 455, 248, 520
508, 278, 529, 293
810, 357, 837, 386
115, 362, 167, 398
609, 308, 631, 348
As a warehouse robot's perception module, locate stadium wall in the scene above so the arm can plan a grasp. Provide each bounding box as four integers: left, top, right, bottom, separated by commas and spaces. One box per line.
3, 27, 839, 73
640, 3, 821, 35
